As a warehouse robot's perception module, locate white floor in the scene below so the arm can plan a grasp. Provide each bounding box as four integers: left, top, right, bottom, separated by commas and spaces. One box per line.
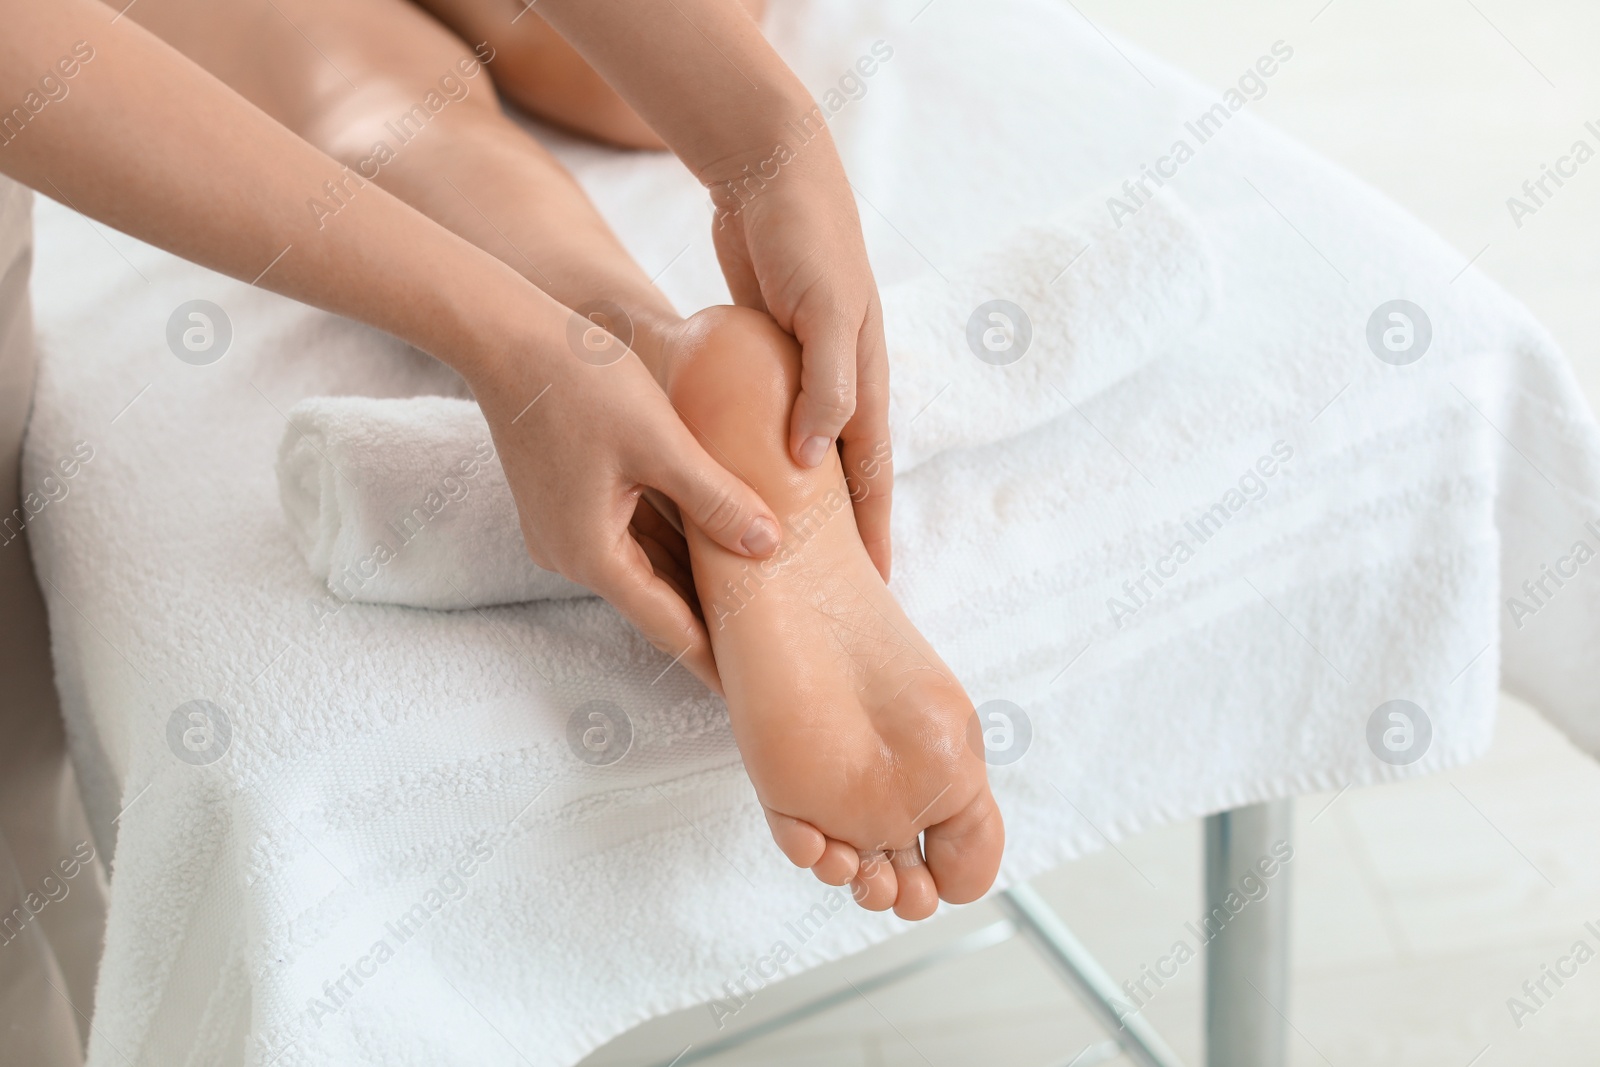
581, 2, 1600, 1064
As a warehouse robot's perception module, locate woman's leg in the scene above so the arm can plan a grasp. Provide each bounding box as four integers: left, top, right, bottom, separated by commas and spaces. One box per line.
130, 0, 684, 359
132, 0, 1004, 914
410, 0, 765, 150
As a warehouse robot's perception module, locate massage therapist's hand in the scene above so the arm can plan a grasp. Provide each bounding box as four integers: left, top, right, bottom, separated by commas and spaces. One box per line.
467, 325, 781, 693
706, 147, 894, 581
0, 0, 778, 693
530, 0, 896, 581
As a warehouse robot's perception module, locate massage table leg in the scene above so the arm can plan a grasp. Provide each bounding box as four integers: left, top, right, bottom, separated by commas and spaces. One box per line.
646, 801, 1301, 1067
998, 884, 1186, 1067
1204, 802, 1294, 1067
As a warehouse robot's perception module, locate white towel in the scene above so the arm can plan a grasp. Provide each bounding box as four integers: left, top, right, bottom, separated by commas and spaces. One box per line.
277, 197, 1215, 609
277, 395, 591, 608
18, 1, 1600, 1065
882, 192, 1215, 471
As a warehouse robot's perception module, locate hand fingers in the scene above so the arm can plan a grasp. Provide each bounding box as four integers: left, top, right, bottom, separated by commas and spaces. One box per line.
890, 841, 939, 921
842, 435, 892, 582
639, 425, 782, 561
839, 311, 893, 579
639, 487, 686, 538
632, 495, 691, 575
583, 527, 723, 695
789, 309, 859, 469
710, 209, 767, 312
630, 502, 696, 614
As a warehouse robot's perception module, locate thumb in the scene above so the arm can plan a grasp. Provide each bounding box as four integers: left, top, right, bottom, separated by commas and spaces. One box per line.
642, 427, 782, 560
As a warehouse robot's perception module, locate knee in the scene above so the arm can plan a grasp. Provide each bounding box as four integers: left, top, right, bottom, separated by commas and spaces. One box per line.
302, 66, 503, 173
483, 0, 767, 147
480, 23, 665, 149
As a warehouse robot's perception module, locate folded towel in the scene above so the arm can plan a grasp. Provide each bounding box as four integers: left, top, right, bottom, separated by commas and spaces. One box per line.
277, 395, 590, 609
277, 195, 1215, 609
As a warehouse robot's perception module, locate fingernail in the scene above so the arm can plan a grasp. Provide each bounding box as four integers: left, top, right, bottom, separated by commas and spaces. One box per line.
797, 435, 831, 468
740, 516, 780, 556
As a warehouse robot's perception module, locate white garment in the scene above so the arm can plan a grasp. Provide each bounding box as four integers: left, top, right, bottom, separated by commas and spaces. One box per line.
18, 1, 1600, 1065
276, 196, 1216, 609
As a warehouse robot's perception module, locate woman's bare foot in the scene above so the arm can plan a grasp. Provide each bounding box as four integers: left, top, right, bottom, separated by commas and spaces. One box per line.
662, 307, 1004, 920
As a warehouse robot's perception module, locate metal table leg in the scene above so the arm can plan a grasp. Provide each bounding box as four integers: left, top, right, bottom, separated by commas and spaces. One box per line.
1204, 801, 1294, 1067
639, 804, 1293, 1067
999, 884, 1186, 1067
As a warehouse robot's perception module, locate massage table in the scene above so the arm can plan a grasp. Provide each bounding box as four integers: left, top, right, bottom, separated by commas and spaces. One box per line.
21, 0, 1600, 1063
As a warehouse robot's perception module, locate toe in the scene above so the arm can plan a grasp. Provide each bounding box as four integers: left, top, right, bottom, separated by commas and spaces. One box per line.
851, 849, 898, 911
890, 843, 939, 921
763, 809, 826, 869
811, 836, 860, 886
923, 788, 1005, 905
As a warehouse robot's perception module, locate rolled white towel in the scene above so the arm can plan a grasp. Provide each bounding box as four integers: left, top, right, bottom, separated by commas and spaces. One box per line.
277, 395, 591, 609
277, 193, 1215, 609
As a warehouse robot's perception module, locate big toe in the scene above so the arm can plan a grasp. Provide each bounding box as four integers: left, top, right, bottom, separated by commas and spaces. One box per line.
923, 788, 1005, 904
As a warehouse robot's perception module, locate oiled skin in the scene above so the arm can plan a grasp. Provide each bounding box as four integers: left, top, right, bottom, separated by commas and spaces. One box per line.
123, 0, 1000, 917
665, 307, 1004, 919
